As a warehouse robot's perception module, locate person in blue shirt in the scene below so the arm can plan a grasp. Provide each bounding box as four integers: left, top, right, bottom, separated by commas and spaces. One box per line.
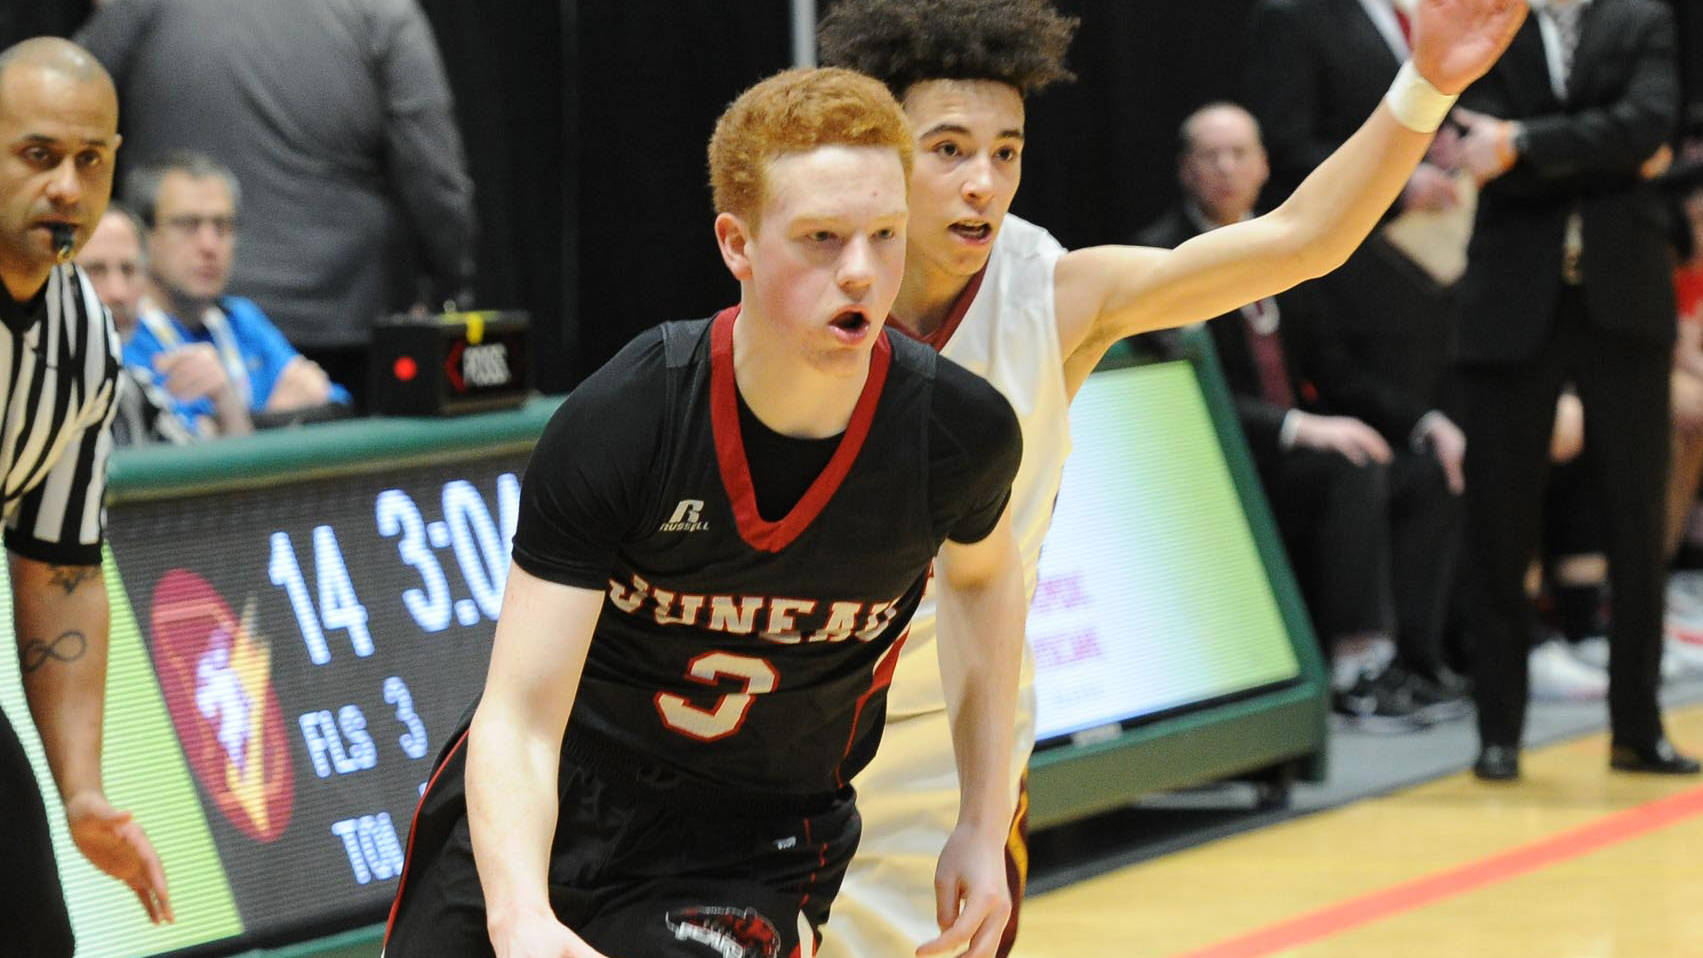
123, 150, 348, 437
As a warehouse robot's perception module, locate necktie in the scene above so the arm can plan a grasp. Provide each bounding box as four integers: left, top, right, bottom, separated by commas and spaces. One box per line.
1548, 2, 1587, 281
1550, 2, 1584, 96
1243, 303, 1294, 408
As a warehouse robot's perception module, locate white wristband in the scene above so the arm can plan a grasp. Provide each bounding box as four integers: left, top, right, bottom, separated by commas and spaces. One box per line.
1383, 60, 1457, 133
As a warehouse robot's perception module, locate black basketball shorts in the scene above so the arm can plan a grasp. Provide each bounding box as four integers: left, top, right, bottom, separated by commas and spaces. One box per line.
384, 731, 860, 958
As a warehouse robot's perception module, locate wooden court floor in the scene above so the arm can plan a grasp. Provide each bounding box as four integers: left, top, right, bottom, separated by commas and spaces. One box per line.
1014, 703, 1703, 958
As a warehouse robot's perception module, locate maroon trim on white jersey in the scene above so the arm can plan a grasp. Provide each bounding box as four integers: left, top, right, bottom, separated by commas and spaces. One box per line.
888, 266, 987, 352
709, 305, 892, 553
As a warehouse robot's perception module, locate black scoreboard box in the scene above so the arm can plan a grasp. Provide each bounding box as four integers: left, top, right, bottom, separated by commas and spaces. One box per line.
370, 310, 533, 415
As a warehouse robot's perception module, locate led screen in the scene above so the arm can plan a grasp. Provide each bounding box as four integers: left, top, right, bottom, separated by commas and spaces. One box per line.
1030, 361, 1301, 747
0, 454, 527, 956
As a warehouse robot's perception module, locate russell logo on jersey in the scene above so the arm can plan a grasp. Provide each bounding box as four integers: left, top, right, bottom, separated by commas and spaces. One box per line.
660, 498, 711, 533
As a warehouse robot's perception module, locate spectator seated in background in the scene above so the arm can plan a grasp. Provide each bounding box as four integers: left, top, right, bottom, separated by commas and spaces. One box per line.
76, 203, 196, 446
1136, 103, 1466, 732
77, 203, 145, 339
123, 150, 348, 437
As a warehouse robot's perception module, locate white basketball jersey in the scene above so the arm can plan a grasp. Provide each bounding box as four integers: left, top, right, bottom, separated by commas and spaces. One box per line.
884, 213, 1071, 720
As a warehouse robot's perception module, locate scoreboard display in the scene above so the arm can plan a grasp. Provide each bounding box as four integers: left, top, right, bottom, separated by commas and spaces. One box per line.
109, 460, 524, 941
0, 446, 532, 957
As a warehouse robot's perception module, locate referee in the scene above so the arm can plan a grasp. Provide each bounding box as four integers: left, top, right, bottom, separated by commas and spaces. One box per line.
0, 37, 172, 954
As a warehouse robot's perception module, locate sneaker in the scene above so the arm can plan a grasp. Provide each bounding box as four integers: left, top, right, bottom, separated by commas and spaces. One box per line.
1669, 569, 1703, 604
1331, 666, 1432, 733
1530, 638, 1608, 701
1572, 635, 1609, 670
1666, 574, 1703, 643
1665, 633, 1703, 678
1385, 663, 1472, 722
1432, 664, 1472, 697
1575, 634, 1700, 682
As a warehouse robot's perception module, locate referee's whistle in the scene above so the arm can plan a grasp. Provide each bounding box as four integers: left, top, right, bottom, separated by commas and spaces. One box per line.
50, 223, 75, 263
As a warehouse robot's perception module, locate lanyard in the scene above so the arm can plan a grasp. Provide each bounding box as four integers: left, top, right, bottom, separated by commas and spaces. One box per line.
138, 297, 252, 409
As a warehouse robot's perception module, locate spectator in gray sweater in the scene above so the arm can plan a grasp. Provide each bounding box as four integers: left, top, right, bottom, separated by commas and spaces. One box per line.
77, 0, 475, 407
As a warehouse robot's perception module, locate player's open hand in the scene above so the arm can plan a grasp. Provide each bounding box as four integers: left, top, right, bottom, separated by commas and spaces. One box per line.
490, 909, 614, 958
1411, 0, 1528, 95
918, 822, 1011, 958
65, 790, 174, 924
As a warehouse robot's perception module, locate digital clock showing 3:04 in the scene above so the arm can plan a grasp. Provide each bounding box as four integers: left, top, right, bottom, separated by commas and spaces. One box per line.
106, 454, 529, 943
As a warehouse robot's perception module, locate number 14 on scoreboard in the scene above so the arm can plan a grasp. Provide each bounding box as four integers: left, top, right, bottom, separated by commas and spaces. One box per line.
265, 478, 519, 666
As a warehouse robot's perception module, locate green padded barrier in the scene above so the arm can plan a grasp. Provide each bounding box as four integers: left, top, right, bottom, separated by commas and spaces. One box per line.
107, 396, 563, 503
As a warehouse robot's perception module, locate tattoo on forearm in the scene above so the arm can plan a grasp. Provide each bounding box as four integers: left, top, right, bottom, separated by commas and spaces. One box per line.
20, 630, 88, 673
48, 565, 99, 596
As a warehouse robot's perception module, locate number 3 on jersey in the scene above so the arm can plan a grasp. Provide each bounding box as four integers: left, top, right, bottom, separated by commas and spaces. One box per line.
655, 651, 778, 741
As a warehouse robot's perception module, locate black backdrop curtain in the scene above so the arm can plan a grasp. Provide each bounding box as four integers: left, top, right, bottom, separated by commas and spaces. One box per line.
1680, 0, 1703, 127
1014, 0, 1261, 250
569, 0, 791, 385
415, 0, 574, 391
418, 0, 790, 390
0, 0, 92, 51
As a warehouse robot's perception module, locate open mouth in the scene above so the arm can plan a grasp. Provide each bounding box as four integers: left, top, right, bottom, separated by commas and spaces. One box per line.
949, 220, 992, 242
829, 308, 870, 335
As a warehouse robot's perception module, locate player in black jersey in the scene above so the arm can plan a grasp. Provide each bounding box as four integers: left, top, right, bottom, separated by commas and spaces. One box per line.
384, 68, 1028, 958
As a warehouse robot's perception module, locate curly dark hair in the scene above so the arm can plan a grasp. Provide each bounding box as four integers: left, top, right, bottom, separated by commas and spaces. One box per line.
818, 0, 1078, 100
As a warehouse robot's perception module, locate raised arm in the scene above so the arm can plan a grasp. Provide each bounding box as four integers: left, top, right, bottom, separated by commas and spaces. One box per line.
467, 564, 610, 958
918, 509, 1026, 958
1055, 0, 1526, 385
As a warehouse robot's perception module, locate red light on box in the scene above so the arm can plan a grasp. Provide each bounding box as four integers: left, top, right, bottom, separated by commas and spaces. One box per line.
370, 310, 531, 415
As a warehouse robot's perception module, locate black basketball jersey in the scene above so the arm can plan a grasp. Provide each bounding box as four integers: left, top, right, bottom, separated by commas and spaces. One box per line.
512, 307, 1020, 798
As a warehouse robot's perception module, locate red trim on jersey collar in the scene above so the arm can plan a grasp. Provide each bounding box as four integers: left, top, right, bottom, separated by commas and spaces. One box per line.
710, 305, 892, 553
887, 266, 986, 352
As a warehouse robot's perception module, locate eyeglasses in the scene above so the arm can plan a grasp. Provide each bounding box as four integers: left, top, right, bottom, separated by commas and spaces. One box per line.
158, 214, 238, 239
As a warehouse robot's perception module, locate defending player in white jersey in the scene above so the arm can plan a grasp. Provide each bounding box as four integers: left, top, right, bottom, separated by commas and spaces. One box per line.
814, 1, 1527, 955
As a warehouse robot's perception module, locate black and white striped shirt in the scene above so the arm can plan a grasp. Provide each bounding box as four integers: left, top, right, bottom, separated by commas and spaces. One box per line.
0, 263, 121, 566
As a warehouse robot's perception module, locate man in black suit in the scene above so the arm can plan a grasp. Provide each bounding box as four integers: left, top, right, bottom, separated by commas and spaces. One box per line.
1452, 0, 1697, 780
1138, 103, 1467, 730
1247, 0, 1461, 217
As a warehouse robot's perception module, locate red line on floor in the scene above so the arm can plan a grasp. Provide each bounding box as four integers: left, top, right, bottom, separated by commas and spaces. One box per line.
1174, 782, 1703, 958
